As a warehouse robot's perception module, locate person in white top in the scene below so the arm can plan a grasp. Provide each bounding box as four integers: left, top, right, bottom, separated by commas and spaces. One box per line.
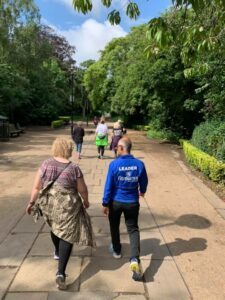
95, 116, 108, 159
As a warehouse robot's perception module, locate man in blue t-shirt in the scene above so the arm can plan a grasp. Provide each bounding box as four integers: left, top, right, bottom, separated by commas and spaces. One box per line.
102, 136, 148, 281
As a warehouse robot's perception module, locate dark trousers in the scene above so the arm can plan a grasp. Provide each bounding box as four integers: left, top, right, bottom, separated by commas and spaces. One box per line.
108, 201, 140, 261
51, 231, 73, 276
98, 146, 105, 156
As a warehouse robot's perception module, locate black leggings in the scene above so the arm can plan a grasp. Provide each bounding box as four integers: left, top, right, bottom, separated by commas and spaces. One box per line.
98, 146, 105, 156
51, 231, 73, 276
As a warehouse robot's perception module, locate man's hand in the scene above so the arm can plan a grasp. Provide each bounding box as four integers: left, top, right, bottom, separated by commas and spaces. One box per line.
102, 207, 109, 216
139, 192, 145, 197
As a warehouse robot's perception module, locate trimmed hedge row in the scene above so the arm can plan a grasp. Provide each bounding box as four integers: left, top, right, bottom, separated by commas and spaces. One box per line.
51, 120, 64, 129
59, 116, 70, 124
191, 120, 225, 163
181, 140, 225, 183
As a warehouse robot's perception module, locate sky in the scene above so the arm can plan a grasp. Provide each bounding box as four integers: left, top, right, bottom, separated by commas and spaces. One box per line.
35, 0, 171, 64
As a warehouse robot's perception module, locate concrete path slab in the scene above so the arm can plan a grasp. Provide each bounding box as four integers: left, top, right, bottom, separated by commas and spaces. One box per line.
12, 215, 44, 233
92, 231, 172, 261
140, 231, 172, 260
10, 257, 81, 292
216, 208, 225, 219
80, 257, 145, 293
4, 292, 48, 300
0, 267, 18, 294
86, 203, 103, 217
0, 233, 36, 266
88, 194, 103, 204
48, 291, 117, 300
115, 296, 146, 300
139, 207, 158, 230
142, 257, 191, 299
29, 233, 91, 257
91, 217, 111, 235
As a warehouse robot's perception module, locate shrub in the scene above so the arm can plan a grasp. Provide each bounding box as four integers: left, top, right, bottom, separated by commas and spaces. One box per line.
182, 140, 225, 183
51, 120, 64, 129
147, 129, 180, 143
191, 119, 225, 162
59, 116, 70, 125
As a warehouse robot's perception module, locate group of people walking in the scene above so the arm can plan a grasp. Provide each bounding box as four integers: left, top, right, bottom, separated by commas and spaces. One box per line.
26, 117, 148, 290
72, 116, 126, 160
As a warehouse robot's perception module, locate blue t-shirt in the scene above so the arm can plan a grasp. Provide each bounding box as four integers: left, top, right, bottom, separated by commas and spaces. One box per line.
102, 154, 148, 206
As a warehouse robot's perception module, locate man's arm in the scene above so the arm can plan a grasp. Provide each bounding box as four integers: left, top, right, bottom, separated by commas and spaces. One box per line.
139, 163, 148, 195
102, 163, 115, 207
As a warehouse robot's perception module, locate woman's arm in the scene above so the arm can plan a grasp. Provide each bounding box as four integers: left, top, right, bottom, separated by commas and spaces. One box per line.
77, 177, 89, 208
26, 169, 42, 214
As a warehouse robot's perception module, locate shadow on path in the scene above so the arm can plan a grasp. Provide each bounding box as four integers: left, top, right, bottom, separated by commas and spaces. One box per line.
142, 237, 207, 282
145, 214, 212, 231
68, 235, 207, 289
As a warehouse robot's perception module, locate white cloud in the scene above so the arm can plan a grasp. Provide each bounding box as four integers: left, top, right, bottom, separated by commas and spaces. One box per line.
58, 19, 127, 64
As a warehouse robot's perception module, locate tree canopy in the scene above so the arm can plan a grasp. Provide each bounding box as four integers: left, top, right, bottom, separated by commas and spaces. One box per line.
0, 0, 78, 124
83, 5, 225, 137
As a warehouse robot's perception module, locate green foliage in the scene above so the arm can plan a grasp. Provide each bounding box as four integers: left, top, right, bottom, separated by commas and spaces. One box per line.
108, 10, 121, 25
191, 120, 225, 162
59, 116, 70, 124
72, 0, 92, 14
83, 24, 203, 137
147, 129, 180, 143
51, 120, 64, 129
182, 140, 225, 183
0, 2, 76, 125
126, 2, 140, 20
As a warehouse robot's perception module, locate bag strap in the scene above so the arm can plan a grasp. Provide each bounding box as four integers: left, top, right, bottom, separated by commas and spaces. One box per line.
44, 161, 72, 192
52, 161, 71, 184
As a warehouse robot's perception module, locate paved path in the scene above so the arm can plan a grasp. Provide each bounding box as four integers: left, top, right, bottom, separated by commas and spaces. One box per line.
0, 125, 225, 300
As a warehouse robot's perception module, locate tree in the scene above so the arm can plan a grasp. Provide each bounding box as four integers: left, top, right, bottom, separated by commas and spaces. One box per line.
83, 24, 203, 136
72, 0, 224, 24
39, 25, 76, 73
0, 1, 77, 124
73, 0, 225, 65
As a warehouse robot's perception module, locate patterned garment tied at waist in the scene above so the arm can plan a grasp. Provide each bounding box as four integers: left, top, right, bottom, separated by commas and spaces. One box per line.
37, 183, 95, 246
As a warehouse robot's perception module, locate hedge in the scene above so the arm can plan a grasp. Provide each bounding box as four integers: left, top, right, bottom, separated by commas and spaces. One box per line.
181, 140, 225, 183
59, 116, 70, 124
191, 120, 225, 163
51, 120, 64, 129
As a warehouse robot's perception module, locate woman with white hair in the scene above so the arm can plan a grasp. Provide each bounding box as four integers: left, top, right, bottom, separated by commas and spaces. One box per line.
26, 137, 94, 290
95, 116, 108, 159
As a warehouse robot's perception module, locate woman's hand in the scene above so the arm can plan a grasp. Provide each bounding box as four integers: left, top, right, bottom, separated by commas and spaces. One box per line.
26, 202, 34, 215
83, 200, 89, 209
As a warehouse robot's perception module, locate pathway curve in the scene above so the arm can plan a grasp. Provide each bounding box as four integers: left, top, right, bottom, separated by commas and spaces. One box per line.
0, 125, 224, 300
